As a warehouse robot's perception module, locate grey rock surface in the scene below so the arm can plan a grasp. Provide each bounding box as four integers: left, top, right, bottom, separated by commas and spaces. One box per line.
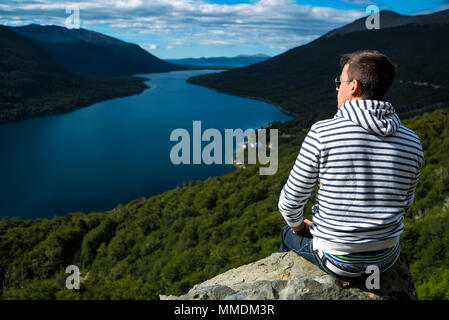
160, 252, 417, 300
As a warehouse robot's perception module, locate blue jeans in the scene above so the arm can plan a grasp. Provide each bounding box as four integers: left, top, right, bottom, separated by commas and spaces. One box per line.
279, 225, 399, 279
279, 224, 339, 277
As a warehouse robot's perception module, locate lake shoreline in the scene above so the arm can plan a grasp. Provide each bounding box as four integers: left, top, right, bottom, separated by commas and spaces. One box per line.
1, 70, 291, 220
0, 76, 150, 126
185, 77, 296, 119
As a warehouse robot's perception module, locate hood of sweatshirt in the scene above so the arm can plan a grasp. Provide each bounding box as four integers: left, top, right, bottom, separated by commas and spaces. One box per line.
335, 99, 401, 137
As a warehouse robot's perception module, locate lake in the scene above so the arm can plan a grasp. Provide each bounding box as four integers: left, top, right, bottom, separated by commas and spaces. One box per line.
0, 70, 292, 219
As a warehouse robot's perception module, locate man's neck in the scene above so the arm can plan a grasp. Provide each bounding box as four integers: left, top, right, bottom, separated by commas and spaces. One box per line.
338, 97, 362, 109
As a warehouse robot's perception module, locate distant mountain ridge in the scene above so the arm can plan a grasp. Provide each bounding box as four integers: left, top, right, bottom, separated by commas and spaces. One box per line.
325, 9, 449, 38
12, 24, 125, 45
188, 9, 449, 128
11, 24, 183, 77
166, 54, 270, 67
236, 54, 270, 58
0, 25, 148, 123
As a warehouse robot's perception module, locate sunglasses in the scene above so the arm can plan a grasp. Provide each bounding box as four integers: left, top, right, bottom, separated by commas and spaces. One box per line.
335, 76, 353, 89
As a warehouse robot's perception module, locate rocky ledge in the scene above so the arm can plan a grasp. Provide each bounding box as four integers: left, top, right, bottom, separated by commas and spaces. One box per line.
160, 251, 417, 300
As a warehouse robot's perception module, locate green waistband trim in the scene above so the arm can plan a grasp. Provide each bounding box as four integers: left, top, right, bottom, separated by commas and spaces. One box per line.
333, 242, 399, 261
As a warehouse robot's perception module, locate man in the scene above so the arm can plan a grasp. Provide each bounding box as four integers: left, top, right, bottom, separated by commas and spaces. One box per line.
278, 50, 424, 278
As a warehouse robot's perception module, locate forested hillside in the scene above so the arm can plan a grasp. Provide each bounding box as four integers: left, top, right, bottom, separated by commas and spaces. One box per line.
1, 105, 448, 299
188, 23, 449, 129
0, 25, 149, 124
12, 24, 182, 77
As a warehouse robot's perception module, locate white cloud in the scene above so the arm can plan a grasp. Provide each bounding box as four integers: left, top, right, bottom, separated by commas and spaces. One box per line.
0, 0, 367, 50
114, 0, 143, 9
141, 43, 159, 50
341, 0, 375, 5
413, 2, 449, 15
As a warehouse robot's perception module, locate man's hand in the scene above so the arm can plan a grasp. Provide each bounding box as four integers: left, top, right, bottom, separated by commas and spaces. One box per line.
291, 219, 313, 234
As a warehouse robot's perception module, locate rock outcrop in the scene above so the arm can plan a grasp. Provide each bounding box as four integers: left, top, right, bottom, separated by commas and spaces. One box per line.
160, 252, 417, 300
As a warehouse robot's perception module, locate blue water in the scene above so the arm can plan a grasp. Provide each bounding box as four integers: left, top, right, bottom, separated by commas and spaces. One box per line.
0, 70, 292, 219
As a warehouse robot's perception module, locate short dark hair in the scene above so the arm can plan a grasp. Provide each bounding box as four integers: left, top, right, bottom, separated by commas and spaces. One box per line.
340, 50, 396, 100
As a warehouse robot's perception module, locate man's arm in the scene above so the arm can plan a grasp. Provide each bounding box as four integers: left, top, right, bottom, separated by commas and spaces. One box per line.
278, 127, 321, 229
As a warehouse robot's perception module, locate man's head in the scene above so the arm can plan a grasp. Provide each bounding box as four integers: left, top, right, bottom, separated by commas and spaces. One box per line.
336, 50, 396, 108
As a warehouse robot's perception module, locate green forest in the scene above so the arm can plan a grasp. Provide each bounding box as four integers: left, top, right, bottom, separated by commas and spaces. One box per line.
188, 24, 449, 130
1, 105, 448, 300
0, 25, 150, 124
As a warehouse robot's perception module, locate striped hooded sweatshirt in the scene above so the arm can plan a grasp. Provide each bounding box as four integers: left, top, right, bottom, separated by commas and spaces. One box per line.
278, 99, 424, 254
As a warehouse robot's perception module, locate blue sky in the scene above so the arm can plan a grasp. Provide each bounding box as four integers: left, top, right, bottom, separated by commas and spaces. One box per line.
1, 0, 448, 59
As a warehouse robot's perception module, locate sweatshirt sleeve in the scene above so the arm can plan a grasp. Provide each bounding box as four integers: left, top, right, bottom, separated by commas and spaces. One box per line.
405, 146, 424, 212
278, 127, 321, 227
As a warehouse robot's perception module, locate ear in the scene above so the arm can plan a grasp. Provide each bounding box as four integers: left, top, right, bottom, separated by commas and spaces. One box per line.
350, 79, 362, 97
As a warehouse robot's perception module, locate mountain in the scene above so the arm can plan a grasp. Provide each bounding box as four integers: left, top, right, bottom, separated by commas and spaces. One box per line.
165, 54, 270, 67
325, 9, 449, 38
237, 54, 270, 58
0, 25, 148, 123
188, 9, 449, 128
11, 24, 183, 77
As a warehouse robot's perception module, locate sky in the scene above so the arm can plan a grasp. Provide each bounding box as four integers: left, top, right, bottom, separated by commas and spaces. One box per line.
1, 0, 448, 59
